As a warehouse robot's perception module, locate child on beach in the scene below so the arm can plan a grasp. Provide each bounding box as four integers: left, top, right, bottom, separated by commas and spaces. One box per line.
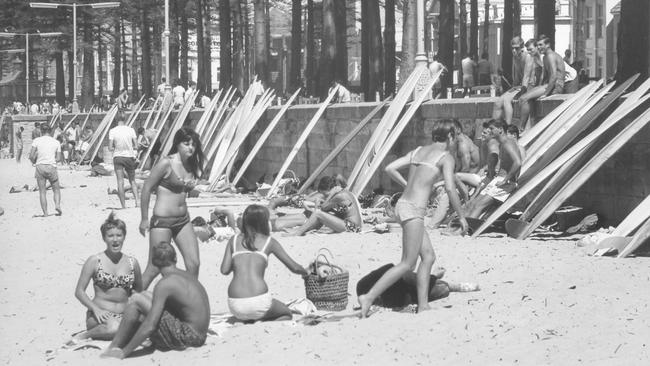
220, 205, 308, 322
73, 212, 142, 341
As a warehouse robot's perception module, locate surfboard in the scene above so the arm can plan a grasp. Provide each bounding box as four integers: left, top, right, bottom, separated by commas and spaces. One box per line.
158, 90, 198, 160
351, 70, 440, 196
79, 110, 93, 132
613, 195, 650, 237
472, 76, 650, 238
266, 85, 340, 197
87, 106, 119, 164
505, 107, 650, 239
618, 217, 650, 258
347, 68, 426, 188
78, 105, 118, 163
297, 99, 389, 195
231, 88, 301, 187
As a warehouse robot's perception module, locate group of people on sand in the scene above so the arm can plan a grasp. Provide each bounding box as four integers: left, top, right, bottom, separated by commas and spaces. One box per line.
73, 126, 309, 359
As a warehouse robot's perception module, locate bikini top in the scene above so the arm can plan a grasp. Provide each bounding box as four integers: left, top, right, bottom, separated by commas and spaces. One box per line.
231, 234, 271, 263
410, 146, 447, 171
158, 158, 194, 193
93, 254, 135, 292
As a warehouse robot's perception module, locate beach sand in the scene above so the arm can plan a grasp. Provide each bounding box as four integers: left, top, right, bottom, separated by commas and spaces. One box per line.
0, 159, 648, 365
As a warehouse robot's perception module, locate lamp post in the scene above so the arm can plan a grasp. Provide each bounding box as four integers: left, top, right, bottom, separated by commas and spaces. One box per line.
415, 0, 428, 67
30, 2, 120, 113
0, 31, 62, 106
164, 0, 170, 91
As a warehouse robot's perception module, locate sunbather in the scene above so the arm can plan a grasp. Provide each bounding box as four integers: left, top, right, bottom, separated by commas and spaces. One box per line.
220, 205, 308, 322
269, 176, 333, 231
73, 213, 142, 341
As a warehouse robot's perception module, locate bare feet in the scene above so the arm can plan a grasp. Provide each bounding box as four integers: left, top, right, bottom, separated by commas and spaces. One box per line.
282, 229, 302, 237
431, 267, 446, 279
448, 282, 480, 292
55, 208, 62, 216
417, 303, 432, 313
358, 294, 373, 318
33, 213, 50, 218
100, 347, 125, 359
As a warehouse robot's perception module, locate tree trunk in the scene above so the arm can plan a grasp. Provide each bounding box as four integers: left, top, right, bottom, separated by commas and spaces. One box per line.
502, 0, 513, 83
132, 22, 139, 99
244, 1, 252, 88
203, 0, 212, 93
254, 0, 269, 85
121, 19, 129, 90
169, 0, 180, 83
574, 0, 586, 67
97, 25, 103, 100
439, 0, 454, 95
334, 0, 347, 85
319, 0, 336, 98
180, 0, 189, 85
289, 0, 302, 92
81, 12, 95, 110
483, 0, 490, 54
219, 0, 232, 89
55, 50, 65, 105
459, 0, 468, 85
231, 0, 245, 92
360, 0, 368, 97
616, 0, 650, 83
513, 0, 521, 37
364, 0, 383, 100
112, 17, 121, 97
67, 50, 74, 102
140, 3, 152, 98
399, 0, 417, 88
152, 21, 161, 89
535, 0, 555, 49
384, 0, 396, 97
305, 0, 315, 96
470, 0, 478, 59
197, 0, 206, 90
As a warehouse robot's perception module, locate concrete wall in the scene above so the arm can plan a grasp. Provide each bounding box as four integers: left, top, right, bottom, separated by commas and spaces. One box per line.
8, 95, 647, 227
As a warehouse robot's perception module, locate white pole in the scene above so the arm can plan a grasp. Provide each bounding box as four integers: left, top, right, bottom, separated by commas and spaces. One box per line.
164, 0, 170, 89
25, 34, 29, 106
72, 2, 79, 113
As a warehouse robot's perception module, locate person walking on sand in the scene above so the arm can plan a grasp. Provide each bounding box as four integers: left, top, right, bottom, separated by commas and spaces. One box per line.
73, 213, 142, 341
101, 242, 209, 359
221, 205, 308, 322
358, 120, 468, 317
28, 125, 62, 217
109, 114, 139, 209
139, 127, 204, 289
15, 126, 24, 163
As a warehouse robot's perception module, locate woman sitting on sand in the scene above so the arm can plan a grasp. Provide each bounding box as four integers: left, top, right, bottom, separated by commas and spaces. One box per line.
220, 205, 308, 322
269, 176, 334, 231
285, 177, 362, 236
73, 212, 142, 340
358, 120, 468, 317
139, 127, 204, 289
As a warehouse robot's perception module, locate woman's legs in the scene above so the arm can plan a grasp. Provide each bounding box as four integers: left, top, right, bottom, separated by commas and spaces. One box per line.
261, 299, 293, 321
75, 314, 120, 341
172, 222, 200, 278
142, 228, 172, 289
358, 218, 424, 317
272, 213, 307, 231
289, 210, 346, 236
415, 232, 436, 312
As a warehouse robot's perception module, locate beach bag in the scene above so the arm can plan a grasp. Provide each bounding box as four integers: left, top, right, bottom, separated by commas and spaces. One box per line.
304, 249, 349, 311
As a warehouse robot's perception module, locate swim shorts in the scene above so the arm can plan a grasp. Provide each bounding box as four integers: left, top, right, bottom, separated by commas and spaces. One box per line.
150, 310, 206, 350
481, 176, 516, 202
113, 156, 137, 179
35, 164, 59, 184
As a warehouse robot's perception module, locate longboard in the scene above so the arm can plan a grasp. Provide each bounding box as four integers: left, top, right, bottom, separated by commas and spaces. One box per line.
517, 76, 637, 216
618, 217, 650, 258
79, 105, 118, 163
87, 107, 119, 163
351, 69, 440, 196
137, 95, 180, 170
297, 99, 389, 194
231, 89, 301, 187
347, 68, 425, 188
266, 85, 340, 197
506, 108, 650, 240
158, 91, 198, 159
472, 75, 650, 238
612, 195, 650, 237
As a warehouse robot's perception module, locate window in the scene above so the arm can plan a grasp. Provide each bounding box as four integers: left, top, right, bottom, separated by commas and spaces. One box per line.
596, 56, 603, 78
596, 4, 603, 38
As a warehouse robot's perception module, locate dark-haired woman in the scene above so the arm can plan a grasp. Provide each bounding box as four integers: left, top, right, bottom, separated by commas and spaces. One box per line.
139, 127, 205, 289
220, 205, 308, 321
358, 120, 468, 317
73, 212, 142, 341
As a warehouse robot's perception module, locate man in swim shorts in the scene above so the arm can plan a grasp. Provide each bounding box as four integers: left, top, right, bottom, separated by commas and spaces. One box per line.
109, 114, 139, 209
101, 242, 210, 359
29, 125, 62, 217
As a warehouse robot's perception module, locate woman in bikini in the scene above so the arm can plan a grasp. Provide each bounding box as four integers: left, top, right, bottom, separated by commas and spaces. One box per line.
139, 127, 205, 289
73, 212, 142, 340
358, 120, 468, 317
285, 176, 362, 236
220, 204, 308, 322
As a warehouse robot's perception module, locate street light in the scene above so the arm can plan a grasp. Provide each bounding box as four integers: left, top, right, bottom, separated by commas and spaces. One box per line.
30, 2, 120, 113
0, 31, 63, 105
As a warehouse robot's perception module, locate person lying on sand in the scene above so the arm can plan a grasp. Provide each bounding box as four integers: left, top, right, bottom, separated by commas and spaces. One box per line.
107, 182, 144, 196
269, 176, 331, 231
192, 206, 238, 242
284, 176, 362, 236
356, 264, 479, 310
101, 242, 210, 359
73, 213, 142, 342
220, 205, 308, 322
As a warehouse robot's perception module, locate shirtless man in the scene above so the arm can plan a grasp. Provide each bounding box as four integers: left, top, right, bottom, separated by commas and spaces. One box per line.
464, 119, 522, 219
492, 37, 530, 125
506, 124, 526, 160
101, 242, 209, 359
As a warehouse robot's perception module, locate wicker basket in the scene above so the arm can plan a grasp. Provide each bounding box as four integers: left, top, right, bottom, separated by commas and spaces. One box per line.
304, 249, 349, 311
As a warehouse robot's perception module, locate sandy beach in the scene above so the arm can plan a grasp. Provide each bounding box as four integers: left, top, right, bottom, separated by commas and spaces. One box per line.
1, 158, 649, 365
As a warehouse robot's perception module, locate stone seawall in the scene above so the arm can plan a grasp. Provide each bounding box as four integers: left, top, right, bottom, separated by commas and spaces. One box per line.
8, 95, 648, 226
